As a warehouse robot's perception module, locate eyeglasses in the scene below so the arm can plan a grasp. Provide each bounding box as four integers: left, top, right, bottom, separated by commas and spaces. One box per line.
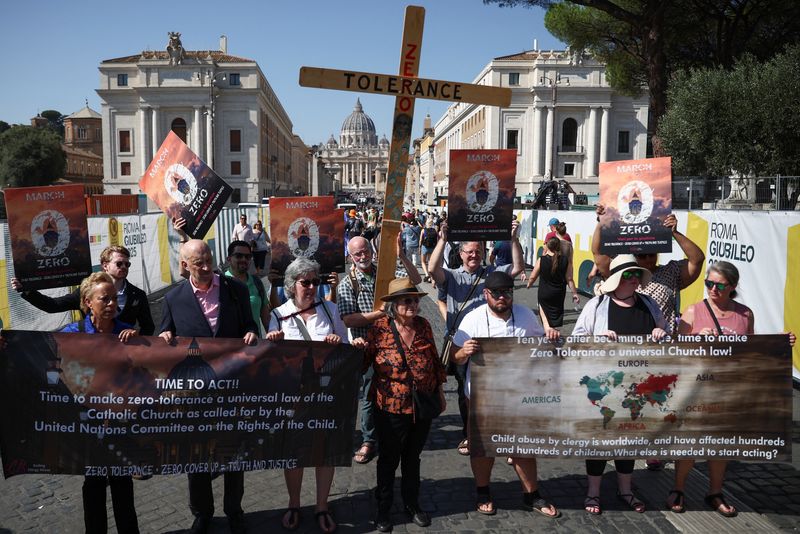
621, 270, 643, 280
398, 297, 420, 306
461, 249, 481, 256
297, 278, 321, 288
488, 289, 513, 299
94, 295, 117, 305
114, 261, 131, 268
232, 252, 252, 260
704, 279, 729, 291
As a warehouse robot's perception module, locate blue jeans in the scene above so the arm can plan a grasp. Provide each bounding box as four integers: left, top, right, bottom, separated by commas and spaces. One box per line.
359, 366, 376, 444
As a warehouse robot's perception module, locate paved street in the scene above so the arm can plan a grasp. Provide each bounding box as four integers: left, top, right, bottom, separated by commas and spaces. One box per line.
1, 270, 798, 533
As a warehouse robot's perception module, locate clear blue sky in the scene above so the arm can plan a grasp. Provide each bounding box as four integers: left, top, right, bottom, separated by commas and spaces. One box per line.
1, 0, 563, 145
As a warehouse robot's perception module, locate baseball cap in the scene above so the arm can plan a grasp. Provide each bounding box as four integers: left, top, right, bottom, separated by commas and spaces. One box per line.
485, 271, 514, 290
548, 217, 560, 226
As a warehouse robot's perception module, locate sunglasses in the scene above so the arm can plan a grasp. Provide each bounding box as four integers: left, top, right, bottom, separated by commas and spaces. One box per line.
232, 252, 252, 260
397, 297, 420, 306
704, 279, 729, 291
621, 270, 643, 280
114, 261, 131, 268
488, 289, 513, 299
297, 278, 321, 288
94, 295, 117, 305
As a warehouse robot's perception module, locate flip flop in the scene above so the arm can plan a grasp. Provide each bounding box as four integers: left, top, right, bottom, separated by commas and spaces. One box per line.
523, 491, 560, 518
457, 438, 470, 456
666, 490, 686, 513
315, 510, 337, 533
705, 493, 737, 517
476, 486, 496, 515
353, 442, 375, 464
281, 507, 301, 531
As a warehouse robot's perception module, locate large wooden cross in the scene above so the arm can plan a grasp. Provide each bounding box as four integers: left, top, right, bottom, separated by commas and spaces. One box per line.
300, 5, 511, 309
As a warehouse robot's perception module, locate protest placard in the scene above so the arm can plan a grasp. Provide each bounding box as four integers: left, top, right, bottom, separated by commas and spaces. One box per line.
447, 149, 516, 242
139, 131, 232, 239
0, 332, 362, 477
4, 184, 91, 290
470, 334, 791, 461
269, 196, 345, 284
598, 157, 673, 254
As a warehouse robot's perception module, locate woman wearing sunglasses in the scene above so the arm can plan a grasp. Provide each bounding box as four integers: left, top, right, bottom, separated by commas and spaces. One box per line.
265, 258, 348, 533
351, 278, 446, 532
668, 260, 795, 517
61, 272, 139, 534
572, 254, 668, 515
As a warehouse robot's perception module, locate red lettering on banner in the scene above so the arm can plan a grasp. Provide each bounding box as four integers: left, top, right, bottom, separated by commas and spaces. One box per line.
399, 96, 412, 112
403, 44, 418, 76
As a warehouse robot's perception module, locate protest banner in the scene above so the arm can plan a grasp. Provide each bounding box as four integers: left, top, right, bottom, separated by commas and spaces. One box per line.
469, 335, 791, 461
4, 184, 91, 290
447, 149, 516, 242
139, 131, 232, 240
269, 196, 345, 284
0, 332, 362, 478
598, 156, 673, 254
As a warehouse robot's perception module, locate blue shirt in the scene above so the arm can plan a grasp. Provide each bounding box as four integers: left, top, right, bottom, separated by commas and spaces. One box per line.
61, 315, 133, 335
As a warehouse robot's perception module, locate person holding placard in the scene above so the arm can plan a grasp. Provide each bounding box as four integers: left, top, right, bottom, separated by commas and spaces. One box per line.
266, 258, 348, 534
572, 254, 668, 515
451, 271, 560, 518
61, 272, 140, 534
667, 261, 796, 517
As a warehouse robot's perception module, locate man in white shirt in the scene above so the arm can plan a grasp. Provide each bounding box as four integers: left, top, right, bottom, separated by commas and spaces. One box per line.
231, 213, 254, 243
451, 271, 560, 519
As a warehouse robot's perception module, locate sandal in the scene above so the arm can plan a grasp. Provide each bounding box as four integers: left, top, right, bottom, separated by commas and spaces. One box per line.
523, 491, 560, 518
457, 438, 470, 456
705, 493, 737, 517
584, 495, 601, 515
617, 492, 646, 513
666, 490, 686, 513
281, 507, 301, 531
476, 486, 496, 515
353, 442, 375, 464
315, 510, 337, 533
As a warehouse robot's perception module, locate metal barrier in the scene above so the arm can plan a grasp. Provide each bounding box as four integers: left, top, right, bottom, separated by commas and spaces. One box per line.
672, 176, 800, 211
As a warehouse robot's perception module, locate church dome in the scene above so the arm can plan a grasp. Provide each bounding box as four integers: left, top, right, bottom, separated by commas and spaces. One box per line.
340, 98, 377, 147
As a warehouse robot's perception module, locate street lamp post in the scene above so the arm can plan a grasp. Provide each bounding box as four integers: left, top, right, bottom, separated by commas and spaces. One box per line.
539, 73, 569, 179
204, 70, 226, 170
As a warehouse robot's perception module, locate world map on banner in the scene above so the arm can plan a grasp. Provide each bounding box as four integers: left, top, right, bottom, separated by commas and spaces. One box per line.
580, 371, 680, 429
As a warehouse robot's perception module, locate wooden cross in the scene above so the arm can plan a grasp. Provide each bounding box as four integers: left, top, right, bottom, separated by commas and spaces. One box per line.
299, 5, 511, 309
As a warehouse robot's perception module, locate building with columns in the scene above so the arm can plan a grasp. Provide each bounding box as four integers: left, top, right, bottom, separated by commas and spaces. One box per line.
431, 48, 649, 201
97, 35, 306, 204
315, 99, 389, 201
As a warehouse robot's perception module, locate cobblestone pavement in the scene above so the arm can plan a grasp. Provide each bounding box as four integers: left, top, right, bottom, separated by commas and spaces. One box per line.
0, 271, 798, 533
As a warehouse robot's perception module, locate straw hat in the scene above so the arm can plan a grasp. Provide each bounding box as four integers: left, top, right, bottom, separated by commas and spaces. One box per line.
599, 254, 652, 294
378, 278, 428, 302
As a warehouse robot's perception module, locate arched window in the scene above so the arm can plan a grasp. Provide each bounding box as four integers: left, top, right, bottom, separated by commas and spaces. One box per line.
171, 118, 187, 143
561, 118, 577, 152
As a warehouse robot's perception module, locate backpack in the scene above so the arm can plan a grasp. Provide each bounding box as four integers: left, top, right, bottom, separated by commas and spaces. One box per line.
421, 228, 437, 248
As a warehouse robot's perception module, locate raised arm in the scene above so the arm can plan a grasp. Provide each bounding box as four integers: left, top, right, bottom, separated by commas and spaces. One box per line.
663, 214, 705, 289
509, 219, 524, 278
428, 221, 449, 286
591, 204, 612, 279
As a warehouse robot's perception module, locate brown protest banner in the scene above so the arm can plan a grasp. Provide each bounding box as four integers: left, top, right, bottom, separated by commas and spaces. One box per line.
470, 334, 791, 461
269, 196, 345, 284
598, 156, 673, 254
138, 131, 232, 239
0, 332, 362, 478
4, 184, 92, 290
447, 149, 516, 242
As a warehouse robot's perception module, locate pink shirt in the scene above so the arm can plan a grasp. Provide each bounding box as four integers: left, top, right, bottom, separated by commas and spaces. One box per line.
190, 273, 221, 332
688, 299, 751, 335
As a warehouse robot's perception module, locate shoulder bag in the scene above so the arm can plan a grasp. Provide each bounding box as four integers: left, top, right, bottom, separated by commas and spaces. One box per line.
390, 320, 443, 421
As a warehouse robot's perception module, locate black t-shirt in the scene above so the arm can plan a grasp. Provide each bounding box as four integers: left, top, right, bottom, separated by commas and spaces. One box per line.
608, 296, 656, 335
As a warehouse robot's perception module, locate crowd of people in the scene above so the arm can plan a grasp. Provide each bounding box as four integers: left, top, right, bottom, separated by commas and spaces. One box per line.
8, 203, 795, 534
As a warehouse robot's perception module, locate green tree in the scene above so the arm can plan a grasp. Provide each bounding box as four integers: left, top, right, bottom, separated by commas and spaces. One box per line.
40, 109, 65, 137
0, 126, 66, 188
0, 121, 10, 134
485, 0, 800, 152
659, 45, 800, 176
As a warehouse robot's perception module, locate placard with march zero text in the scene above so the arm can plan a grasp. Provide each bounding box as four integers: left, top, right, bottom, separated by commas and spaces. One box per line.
598, 156, 673, 254
0, 332, 362, 477
269, 196, 345, 285
447, 149, 516, 242
469, 334, 791, 462
139, 131, 232, 240
4, 184, 92, 290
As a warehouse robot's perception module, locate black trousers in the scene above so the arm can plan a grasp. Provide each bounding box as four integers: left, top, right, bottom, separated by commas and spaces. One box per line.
83, 475, 139, 534
374, 408, 432, 513
585, 459, 635, 476
188, 471, 244, 520
454, 362, 469, 437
